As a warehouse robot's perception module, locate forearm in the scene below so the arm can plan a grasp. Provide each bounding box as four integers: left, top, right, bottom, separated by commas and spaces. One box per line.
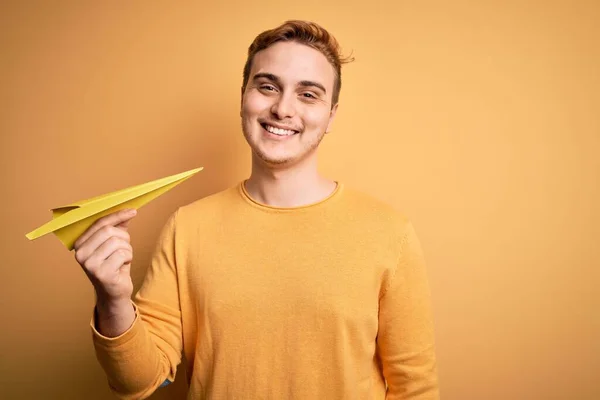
383, 346, 439, 399
91, 302, 178, 399
90, 212, 183, 398
380, 222, 440, 399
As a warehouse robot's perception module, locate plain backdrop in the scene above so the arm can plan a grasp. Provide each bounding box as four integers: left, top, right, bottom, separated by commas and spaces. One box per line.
1, 1, 598, 399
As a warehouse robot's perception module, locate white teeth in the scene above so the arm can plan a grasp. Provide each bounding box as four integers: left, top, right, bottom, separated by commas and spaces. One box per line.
265, 124, 296, 136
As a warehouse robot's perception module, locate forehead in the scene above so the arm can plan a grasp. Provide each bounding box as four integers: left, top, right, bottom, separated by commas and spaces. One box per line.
250, 41, 335, 90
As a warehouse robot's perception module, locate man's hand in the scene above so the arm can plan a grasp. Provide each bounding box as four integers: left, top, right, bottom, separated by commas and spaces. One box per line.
74, 208, 138, 337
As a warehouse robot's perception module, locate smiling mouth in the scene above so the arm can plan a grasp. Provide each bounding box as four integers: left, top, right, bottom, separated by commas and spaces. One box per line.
260, 122, 299, 136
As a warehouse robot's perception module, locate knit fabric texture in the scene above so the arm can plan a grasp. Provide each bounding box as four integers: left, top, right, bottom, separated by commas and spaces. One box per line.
91, 182, 439, 399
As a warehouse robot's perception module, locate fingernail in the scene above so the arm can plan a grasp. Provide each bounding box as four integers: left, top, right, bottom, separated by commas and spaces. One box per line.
128, 209, 137, 215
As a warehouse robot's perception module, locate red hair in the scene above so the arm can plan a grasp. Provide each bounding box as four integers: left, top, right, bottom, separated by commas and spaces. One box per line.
242, 20, 354, 106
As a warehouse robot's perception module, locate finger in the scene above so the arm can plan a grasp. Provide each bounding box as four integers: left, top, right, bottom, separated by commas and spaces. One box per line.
115, 218, 133, 230
84, 241, 132, 278
93, 249, 133, 290
74, 209, 137, 250
99, 248, 133, 277
86, 237, 132, 272
75, 226, 130, 264
75, 228, 130, 268
77, 208, 136, 247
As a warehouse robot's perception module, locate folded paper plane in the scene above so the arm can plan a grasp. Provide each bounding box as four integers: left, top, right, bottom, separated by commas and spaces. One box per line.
25, 167, 203, 250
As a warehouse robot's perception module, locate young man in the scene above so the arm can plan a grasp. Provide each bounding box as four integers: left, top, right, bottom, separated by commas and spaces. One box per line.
74, 20, 439, 399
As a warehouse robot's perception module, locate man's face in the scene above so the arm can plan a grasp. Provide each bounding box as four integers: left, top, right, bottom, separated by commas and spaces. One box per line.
241, 41, 338, 167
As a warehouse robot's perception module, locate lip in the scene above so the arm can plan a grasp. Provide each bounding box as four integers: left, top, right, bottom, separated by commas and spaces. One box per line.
259, 120, 301, 133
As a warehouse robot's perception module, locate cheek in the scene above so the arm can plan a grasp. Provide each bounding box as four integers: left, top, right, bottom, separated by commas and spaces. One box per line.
303, 108, 332, 130
242, 91, 271, 116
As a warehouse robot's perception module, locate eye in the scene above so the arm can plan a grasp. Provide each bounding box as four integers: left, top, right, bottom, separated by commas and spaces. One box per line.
260, 84, 276, 92
301, 92, 317, 99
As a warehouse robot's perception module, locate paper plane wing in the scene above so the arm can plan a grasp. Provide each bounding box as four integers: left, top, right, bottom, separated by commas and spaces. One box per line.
25, 167, 203, 250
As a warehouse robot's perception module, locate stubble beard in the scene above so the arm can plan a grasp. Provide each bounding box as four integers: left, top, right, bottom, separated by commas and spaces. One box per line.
242, 120, 326, 167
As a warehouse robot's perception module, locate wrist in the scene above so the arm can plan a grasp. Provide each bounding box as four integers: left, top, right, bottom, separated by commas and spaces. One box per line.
95, 295, 132, 318
94, 297, 136, 338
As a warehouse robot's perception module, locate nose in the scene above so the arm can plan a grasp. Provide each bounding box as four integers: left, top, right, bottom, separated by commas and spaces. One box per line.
270, 92, 296, 119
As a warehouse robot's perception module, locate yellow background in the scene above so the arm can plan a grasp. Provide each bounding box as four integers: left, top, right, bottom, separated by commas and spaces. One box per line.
1, 1, 598, 399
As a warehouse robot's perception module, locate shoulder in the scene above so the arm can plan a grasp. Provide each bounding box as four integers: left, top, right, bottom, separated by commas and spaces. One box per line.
337, 185, 421, 259
170, 185, 239, 227
340, 185, 411, 228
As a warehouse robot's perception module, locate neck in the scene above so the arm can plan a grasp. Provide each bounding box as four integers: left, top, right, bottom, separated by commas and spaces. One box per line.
244, 154, 337, 208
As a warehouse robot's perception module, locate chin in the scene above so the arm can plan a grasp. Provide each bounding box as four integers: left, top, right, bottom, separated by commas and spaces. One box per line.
254, 149, 299, 167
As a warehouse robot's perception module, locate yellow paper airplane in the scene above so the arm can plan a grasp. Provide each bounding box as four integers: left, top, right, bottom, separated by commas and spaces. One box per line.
25, 167, 203, 250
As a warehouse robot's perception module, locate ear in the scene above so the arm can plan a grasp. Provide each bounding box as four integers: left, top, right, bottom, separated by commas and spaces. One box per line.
325, 103, 339, 134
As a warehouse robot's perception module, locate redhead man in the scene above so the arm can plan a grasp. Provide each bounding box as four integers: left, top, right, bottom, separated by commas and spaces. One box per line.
74, 20, 439, 399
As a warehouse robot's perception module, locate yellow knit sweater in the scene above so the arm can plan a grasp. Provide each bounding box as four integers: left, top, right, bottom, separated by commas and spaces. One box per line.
91, 182, 439, 399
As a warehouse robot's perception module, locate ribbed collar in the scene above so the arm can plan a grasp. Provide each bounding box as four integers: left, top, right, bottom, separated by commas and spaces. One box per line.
238, 180, 344, 213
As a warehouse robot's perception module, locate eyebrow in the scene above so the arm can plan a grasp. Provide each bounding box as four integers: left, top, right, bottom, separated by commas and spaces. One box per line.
299, 80, 327, 94
253, 73, 327, 94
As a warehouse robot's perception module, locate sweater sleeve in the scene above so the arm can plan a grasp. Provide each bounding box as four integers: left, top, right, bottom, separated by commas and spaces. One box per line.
377, 222, 440, 399
91, 211, 183, 399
